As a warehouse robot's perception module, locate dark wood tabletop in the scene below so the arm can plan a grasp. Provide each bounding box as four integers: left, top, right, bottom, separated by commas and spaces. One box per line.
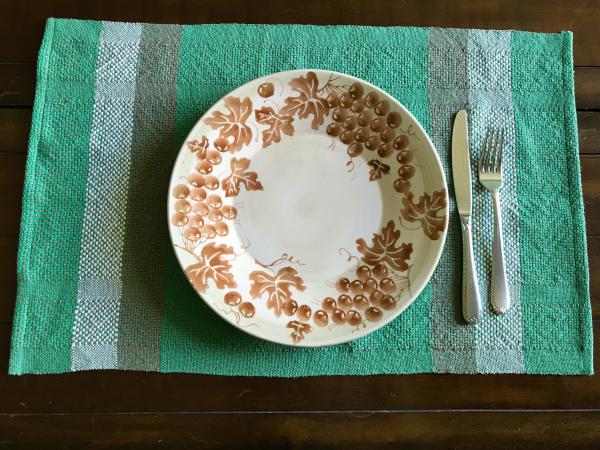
0, 1, 599, 448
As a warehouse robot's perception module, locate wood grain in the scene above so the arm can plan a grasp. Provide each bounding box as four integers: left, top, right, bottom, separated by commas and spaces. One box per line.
2, 0, 600, 65
1, 411, 600, 450
579, 112, 600, 155
576, 68, 600, 111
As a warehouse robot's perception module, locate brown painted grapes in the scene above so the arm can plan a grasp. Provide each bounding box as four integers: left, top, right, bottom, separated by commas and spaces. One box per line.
172, 184, 190, 199
393, 135, 409, 150
224, 291, 242, 306
352, 295, 369, 310
374, 100, 390, 116
356, 265, 371, 281
365, 135, 381, 151
332, 107, 348, 122
357, 110, 373, 127
347, 142, 363, 157
322, 297, 337, 311
349, 82, 364, 99
370, 290, 384, 306
208, 208, 224, 224
206, 150, 222, 165
350, 98, 365, 113
206, 194, 222, 209
258, 82, 274, 98
327, 123, 342, 137
347, 310, 362, 326
365, 306, 383, 321
196, 160, 213, 174
204, 175, 219, 190
313, 310, 329, 327
398, 165, 416, 180
190, 188, 207, 201
283, 300, 298, 316
340, 130, 355, 145
171, 212, 188, 226
239, 302, 255, 318
202, 224, 216, 239
183, 226, 201, 241
215, 221, 228, 236
342, 116, 357, 131
188, 215, 204, 228
370, 117, 386, 132
340, 92, 353, 108
187, 173, 205, 187
193, 202, 209, 217
332, 308, 346, 324
364, 277, 378, 295
214, 137, 229, 152
222, 205, 237, 220
175, 199, 191, 213
354, 127, 370, 143
327, 94, 340, 108
297, 304, 312, 321
381, 295, 397, 310
337, 294, 353, 310
373, 263, 388, 279
377, 143, 393, 158
380, 127, 396, 143
396, 150, 413, 164
380, 277, 396, 294
394, 179, 411, 193
364, 91, 379, 108
350, 280, 364, 295
387, 111, 402, 128
336, 277, 350, 293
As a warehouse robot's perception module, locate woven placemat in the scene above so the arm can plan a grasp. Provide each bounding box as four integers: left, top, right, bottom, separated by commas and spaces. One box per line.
9, 19, 592, 375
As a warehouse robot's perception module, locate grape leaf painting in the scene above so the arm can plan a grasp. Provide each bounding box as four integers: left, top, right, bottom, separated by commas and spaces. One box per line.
400, 189, 447, 240
204, 96, 253, 152
356, 220, 413, 271
186, 243, 237, 293
249, 267, 306, 317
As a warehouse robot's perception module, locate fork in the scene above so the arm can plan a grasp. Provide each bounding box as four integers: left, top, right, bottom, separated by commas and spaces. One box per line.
478, 129, 510, 315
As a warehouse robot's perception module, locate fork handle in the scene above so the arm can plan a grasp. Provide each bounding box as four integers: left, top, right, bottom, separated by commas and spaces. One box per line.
460, 215, 481, 323
491, 193, 510, 314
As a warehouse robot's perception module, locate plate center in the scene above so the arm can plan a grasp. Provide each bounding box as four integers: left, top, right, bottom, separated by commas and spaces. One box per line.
233, 132, 383, 282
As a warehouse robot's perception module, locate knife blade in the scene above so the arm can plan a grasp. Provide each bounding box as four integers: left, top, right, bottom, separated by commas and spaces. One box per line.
452, 110, 471, 217
451, 110, 481, 324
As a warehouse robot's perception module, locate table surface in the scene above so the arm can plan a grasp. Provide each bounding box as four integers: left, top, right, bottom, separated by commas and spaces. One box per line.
1, 1, 599, 448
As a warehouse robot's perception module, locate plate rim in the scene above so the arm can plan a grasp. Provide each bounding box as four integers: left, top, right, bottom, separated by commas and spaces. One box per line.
167, 68, 449, 347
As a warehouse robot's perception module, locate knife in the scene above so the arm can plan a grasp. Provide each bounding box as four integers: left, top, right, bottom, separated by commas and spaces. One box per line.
451, 110, 481, 324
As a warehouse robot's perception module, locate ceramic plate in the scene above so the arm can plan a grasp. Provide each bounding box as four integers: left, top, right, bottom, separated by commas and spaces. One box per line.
168, 70, 448, 347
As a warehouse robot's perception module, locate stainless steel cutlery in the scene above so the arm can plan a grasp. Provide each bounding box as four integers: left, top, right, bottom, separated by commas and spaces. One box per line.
451, 110, 481, 324
451, 110, 509, 323
478, 129, 510, 315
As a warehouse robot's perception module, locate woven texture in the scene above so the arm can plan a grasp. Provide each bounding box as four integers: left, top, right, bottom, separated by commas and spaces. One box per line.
10, 19, 592, 375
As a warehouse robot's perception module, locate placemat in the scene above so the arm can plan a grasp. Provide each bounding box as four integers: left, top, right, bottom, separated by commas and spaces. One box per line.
9, 19, 592, 375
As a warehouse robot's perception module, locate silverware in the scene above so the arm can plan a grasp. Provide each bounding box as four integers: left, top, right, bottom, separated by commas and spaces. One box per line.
478, 129, 510, 314
452, 110, 481, 324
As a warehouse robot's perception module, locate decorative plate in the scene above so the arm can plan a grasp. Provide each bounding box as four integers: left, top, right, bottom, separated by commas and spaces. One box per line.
168, 70, 448, 347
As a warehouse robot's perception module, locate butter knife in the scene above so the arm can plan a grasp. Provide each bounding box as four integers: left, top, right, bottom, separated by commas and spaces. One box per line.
451, 110, 481, 324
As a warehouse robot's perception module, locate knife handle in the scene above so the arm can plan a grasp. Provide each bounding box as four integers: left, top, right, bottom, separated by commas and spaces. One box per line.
460, 215, 481, 324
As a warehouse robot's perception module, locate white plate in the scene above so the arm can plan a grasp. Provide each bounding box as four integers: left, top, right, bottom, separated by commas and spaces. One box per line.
168, 70, 448, 347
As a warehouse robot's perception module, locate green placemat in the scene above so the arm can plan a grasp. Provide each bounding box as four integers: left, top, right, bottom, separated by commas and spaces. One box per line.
9, 19, 592, 375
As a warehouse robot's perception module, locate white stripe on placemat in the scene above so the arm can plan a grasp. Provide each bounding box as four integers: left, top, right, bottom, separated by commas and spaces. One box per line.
427, 28, 479, 373
71, 22, 143, 370
467, 30, 524, 373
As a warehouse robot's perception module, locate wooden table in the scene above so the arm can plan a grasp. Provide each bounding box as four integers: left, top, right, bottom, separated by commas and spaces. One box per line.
0, 1, 599, 448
